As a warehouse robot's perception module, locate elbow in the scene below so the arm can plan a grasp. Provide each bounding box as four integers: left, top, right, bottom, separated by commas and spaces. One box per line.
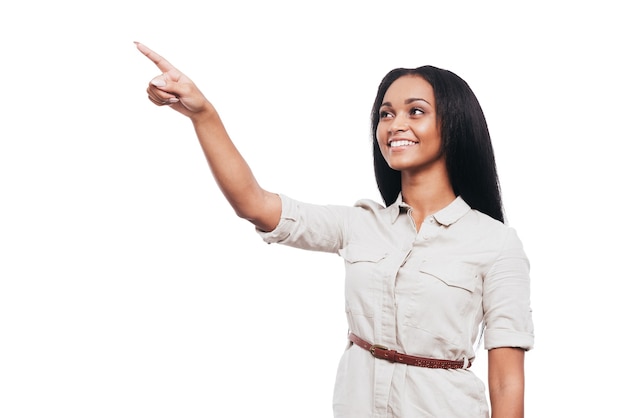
226, 191, 281, 232
232, 202, 280, 233
233, 206, 251, 220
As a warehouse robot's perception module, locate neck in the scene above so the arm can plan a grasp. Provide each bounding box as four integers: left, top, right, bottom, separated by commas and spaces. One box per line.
400, 167, 456, 221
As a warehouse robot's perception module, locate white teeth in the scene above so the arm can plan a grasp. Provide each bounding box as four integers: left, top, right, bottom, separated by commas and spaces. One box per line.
389, 140, 416, 147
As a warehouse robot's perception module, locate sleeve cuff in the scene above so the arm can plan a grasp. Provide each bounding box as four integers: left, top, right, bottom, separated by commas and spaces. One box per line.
255, 194, 296, 244
484, 328, 534, 351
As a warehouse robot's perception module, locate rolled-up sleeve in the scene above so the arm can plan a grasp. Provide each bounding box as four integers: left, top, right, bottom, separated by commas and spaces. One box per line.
256, 194, 351, 254
482, 228, 535, 350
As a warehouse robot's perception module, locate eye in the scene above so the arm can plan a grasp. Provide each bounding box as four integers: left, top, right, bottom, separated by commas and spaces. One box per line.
410, 107, 424, 116
379, 110, 393, 120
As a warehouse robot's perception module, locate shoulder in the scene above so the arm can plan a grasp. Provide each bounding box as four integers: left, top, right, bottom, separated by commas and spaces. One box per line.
354, 198, 386, 211
276, 194, 382, 222
457, 209, 527, 257
351, 198, 399, 222
466, 208, 517, 234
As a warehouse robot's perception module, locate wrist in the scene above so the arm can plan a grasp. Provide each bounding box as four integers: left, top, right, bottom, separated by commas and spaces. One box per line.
190, 102, 218, 125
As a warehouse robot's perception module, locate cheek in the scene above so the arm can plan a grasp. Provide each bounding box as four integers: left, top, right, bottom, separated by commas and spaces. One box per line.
417, 124, 441, 144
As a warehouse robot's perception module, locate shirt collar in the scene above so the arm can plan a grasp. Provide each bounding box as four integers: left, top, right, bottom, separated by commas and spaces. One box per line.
388, 193, 471, 226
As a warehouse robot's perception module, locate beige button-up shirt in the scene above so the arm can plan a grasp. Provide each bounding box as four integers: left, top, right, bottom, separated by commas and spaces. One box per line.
258, 194, 534, 418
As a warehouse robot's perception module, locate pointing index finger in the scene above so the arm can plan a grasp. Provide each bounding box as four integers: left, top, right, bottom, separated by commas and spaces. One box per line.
135, 41, 176, 73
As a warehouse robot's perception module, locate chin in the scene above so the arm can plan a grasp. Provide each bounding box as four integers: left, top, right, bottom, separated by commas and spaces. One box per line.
385, 159, 415, 172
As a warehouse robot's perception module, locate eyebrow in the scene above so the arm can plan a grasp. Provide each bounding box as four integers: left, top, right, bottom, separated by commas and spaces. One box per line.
381, 98, 432, 107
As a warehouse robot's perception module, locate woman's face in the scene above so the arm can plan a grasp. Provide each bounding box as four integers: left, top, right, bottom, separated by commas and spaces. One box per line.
376, 75, 444, 174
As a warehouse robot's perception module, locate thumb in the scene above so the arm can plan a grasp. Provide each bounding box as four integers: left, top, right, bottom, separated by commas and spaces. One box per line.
150, 75, 168, 88
150, 69, 183, 89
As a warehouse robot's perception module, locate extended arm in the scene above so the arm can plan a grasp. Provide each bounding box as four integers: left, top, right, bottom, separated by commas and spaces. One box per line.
136, 42, 281, 232
488, 347, 525, 418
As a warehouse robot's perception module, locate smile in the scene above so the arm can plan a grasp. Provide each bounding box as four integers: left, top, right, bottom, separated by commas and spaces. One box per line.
389, 140, 418, 148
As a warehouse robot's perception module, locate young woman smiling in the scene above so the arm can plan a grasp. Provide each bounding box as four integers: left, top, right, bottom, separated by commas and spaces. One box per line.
137, 42, 533, 418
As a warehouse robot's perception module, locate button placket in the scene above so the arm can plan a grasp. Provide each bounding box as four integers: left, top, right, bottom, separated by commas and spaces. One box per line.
419, 216, 439, 241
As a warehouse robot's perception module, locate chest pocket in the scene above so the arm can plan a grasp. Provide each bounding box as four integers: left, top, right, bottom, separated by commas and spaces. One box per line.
419, 260, 478, 293
339, 244, 389, 318
402, 260, 480, 346
339, 245, 387, 264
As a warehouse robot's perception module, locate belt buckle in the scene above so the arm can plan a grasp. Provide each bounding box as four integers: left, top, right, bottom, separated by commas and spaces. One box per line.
369, 344, 388, 357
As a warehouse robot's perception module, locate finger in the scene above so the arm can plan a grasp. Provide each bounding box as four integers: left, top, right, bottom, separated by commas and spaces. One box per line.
146, 86, 179, 105
148, 94, 179, 106
148, 95, 167, 106
135, 41, 176, 73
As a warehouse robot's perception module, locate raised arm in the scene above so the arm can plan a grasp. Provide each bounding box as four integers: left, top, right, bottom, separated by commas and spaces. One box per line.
136, 42, 281, 231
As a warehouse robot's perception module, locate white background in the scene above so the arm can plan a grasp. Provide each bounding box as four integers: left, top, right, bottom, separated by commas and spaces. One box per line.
1, 0, 624, 416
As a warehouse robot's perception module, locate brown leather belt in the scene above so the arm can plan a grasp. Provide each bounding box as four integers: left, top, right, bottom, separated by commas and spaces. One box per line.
348, 333, 470, 369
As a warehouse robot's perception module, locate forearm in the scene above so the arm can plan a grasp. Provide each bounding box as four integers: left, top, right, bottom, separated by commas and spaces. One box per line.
488, 347, 525, 418
489, 383, 524, 418
191, 110, 280, 231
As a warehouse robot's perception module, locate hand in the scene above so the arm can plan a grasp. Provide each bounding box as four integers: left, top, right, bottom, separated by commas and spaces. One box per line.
135, 42, 214, 120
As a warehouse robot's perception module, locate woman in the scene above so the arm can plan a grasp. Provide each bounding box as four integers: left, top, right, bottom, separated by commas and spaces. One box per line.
136, 42, 534, 417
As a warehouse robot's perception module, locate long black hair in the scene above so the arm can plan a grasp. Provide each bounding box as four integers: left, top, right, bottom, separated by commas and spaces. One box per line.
371, 66, 504, 223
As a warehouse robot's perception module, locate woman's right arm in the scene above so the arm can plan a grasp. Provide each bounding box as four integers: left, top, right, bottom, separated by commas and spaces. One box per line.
136, 42, 281, 232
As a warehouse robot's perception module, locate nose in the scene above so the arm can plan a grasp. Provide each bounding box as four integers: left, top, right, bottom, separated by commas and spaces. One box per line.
388, 114, 408, 133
